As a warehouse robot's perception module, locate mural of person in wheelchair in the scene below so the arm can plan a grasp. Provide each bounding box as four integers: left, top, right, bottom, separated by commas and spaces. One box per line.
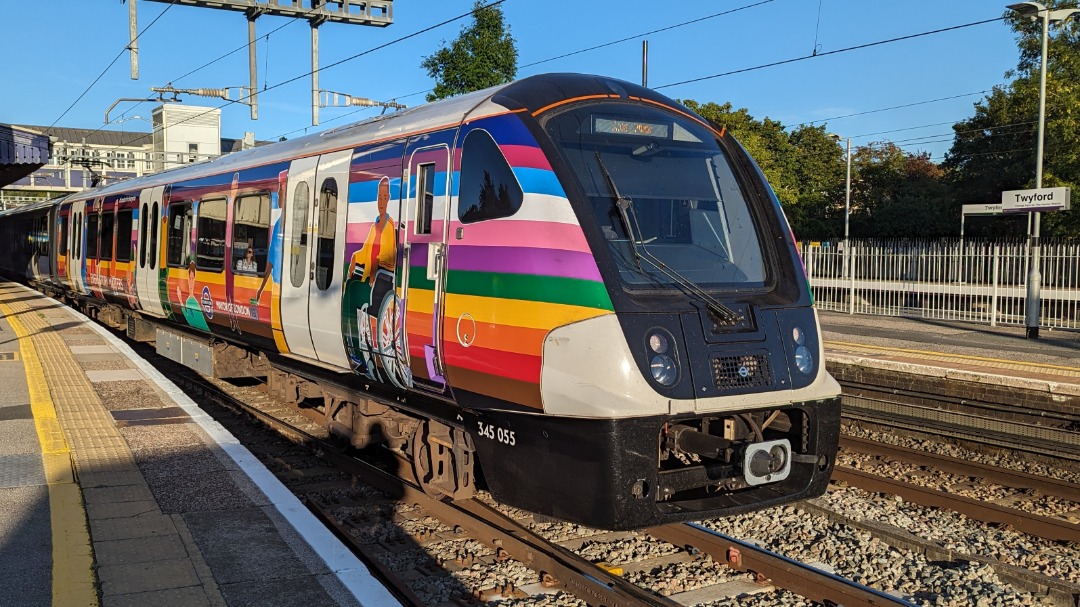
342, 176, 411, 387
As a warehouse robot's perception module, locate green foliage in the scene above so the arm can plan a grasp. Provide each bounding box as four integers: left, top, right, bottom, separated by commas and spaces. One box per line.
943, 2, 1080, 237
421, 2, 517, 102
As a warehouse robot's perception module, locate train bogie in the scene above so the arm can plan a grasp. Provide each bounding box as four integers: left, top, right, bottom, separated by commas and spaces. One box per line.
0, 73, 840, 530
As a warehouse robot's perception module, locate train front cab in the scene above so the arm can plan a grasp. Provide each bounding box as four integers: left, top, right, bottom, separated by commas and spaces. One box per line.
474, 81, 841, 530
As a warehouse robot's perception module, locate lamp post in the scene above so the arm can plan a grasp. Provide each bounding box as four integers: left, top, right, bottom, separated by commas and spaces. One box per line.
829, 134, 852, 278
1006, 2, 1080, 339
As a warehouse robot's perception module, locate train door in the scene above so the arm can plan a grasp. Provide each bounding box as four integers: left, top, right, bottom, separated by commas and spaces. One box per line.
399, 139, 454, 393
69, 200, 86, 294
280, 151, 352, 369
281, 156, 318, 359
136, 185, 167, 316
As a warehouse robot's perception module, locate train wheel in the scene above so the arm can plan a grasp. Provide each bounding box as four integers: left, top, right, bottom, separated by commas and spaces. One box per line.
409, 421, 478, 501
410, 421, 447, 499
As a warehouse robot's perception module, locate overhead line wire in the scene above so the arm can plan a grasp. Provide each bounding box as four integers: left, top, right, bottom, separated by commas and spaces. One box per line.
109, 0, 508, 152
46, 1, 179, 136
518, 0, 776, 69
655, 16, 1007, 90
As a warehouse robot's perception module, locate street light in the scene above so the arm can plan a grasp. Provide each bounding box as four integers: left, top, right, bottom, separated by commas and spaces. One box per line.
829, 133, 852, 278
1006, 1, 1080, 339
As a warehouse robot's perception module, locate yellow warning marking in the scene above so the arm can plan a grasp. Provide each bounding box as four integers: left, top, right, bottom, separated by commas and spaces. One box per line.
0, 301, 98, 606
595, 561, 624, 576
825, 340, 1080, 373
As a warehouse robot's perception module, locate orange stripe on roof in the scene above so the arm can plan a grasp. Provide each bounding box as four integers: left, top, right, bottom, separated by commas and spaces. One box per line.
533, 94, 620, 116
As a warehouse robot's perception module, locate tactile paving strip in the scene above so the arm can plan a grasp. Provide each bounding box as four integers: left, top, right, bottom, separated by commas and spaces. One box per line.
0, 454, 46, 488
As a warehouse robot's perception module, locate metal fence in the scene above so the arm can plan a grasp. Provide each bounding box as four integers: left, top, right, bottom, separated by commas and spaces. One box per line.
801, 238, 1080, 330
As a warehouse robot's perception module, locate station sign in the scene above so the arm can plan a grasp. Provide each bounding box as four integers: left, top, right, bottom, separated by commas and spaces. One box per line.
1001, 187, 1071, 213
961, 203, 1003, 216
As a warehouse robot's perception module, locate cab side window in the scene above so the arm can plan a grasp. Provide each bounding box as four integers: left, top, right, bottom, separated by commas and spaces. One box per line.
457, 129, 523, 224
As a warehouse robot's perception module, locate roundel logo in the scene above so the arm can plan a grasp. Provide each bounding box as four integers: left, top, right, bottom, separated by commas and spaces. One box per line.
201, 286, 214, 319
737, 366, 750, 378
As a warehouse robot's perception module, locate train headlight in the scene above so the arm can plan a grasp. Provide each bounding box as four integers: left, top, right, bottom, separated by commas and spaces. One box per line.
792, 326, 805, 345
794, 345, 813, 375
648, 332, 670, 354
646, 329, 679, 387
650, 354, 678, 386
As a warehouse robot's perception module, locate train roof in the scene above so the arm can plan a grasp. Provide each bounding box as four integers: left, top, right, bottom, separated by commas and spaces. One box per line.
48, 73, 686, 205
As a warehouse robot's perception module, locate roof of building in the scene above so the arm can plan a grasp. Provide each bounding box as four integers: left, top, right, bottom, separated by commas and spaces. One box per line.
11, 125, 268, 152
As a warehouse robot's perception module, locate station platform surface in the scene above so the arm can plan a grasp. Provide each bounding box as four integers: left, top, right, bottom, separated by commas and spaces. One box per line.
0, 281, 398, 607
819, 310, 1080, 393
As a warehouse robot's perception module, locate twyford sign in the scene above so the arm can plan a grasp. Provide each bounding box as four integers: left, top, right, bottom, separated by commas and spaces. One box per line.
1001, 187, 1071, 213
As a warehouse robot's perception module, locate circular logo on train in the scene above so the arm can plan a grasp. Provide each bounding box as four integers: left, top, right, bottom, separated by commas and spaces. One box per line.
738, 365, 750, 379
201, 286, 214, 319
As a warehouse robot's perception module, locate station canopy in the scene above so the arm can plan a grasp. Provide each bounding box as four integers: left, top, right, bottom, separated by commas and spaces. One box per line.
0, 124, 49, 187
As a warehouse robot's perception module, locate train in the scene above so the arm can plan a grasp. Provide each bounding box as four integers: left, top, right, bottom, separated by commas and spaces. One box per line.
0, 73, 841, 530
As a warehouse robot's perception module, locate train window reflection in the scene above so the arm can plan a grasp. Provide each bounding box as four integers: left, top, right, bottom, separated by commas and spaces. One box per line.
290, 181, 310, 288
196, 197, 227, 272
544, 102, 766, 290
458, 129, 523, 224
149, 202, 159, 270
116, 210, 133, 262
100, 211, 115, 261
314, 178, 337, 291
233, 193, 270, 276
85, 213, 97, 259
166, 202, 193, 267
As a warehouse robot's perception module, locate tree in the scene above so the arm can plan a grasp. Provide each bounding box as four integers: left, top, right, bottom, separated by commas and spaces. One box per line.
421, 2, 517, 102
852, 142, 955, 238
943, 2, 1080, 236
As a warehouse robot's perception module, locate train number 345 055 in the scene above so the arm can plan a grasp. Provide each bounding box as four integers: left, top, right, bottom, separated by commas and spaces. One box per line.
477, 422, 516, 446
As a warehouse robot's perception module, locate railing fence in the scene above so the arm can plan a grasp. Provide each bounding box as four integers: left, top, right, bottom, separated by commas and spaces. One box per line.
801, 238, 1080, 330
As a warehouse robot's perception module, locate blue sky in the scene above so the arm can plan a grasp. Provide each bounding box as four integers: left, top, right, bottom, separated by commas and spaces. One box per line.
1, 1, 1022, 161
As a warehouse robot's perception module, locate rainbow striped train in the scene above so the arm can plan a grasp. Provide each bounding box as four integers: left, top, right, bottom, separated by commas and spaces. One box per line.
0, 74, 841, 530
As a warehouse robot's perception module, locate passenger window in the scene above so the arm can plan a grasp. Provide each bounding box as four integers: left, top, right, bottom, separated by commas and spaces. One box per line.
75, 213, 82, 259
458, 129, 523, 224
415, 163, 435, 235
59, 216, 68, 256
233, 193, 270, 275
149, 202, 159, 270
290, 181, 310, 288
86, 213, 99, 259
314, 178, 337, 291
100, 211, 115, 261
196, 197, 227, 272
139, 203, 148, 266
166, 203, 193, 267
116, 210, 134, 262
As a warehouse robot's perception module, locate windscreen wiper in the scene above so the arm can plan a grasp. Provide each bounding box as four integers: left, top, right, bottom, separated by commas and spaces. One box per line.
593, 152, 743, 326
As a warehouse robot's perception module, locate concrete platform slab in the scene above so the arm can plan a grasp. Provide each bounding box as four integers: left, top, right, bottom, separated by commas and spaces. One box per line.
91, 511, 178, 542
94, 534, 190, 567
103, 586, 215, 607
97, 557, 202, 596
86, 369, 147, 382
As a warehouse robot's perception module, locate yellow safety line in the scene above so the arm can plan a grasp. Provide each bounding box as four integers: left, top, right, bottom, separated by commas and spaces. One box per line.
825, 339, 1080, 373
0, 301, 98, 607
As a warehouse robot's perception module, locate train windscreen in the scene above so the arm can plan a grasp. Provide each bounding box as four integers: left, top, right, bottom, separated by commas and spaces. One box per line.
544, 102, 767, 291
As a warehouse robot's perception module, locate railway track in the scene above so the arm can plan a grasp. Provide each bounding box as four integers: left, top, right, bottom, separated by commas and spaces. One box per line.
834, 435, 1080, 544
148, 347, 918, 607
836, 378, 1080, 462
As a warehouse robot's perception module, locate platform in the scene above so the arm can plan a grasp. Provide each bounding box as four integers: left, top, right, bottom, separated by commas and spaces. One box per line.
0, 281, 399, 607
820, 310, 1080, 395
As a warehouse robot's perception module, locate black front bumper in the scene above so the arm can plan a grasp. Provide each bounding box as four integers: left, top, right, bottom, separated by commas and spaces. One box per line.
468, 396, 841, 530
